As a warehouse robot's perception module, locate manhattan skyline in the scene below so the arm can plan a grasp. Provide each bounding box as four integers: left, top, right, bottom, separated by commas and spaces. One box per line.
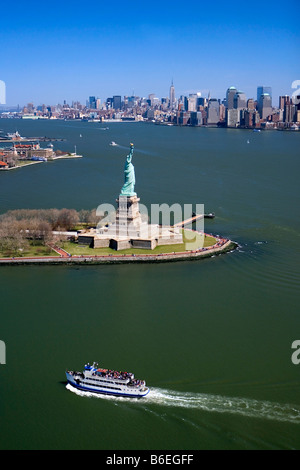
1, 0, 299, 106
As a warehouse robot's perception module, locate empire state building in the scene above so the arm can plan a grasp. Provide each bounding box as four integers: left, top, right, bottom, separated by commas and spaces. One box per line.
169, 80, 175, 110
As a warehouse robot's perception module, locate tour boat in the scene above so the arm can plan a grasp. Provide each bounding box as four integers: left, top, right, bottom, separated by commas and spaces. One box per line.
66, 362, 150, 398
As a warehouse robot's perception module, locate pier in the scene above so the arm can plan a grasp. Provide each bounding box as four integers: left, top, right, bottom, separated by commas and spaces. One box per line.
0, 138, 66, 143
173, 212, 215, 228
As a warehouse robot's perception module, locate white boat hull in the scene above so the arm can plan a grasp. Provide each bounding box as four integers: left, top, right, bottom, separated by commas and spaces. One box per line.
66, 371, 149, 398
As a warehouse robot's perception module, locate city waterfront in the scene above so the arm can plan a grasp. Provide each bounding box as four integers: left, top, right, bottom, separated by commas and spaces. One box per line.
0, 119, 299, 449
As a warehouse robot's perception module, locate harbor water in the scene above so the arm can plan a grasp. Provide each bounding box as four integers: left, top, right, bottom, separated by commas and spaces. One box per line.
0, 119, 299, 449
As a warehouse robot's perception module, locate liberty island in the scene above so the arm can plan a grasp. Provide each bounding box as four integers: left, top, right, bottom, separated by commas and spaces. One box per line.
79, 143, 184, 250
0, 139, 236, 264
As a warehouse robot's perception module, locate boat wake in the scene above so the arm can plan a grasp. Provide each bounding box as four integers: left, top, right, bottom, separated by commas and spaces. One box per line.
66, 384, 300, 424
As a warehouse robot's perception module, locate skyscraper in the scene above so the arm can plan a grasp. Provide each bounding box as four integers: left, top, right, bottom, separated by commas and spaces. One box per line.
226, 108, 240, 127
226, 87, 237, 109
257, 86, 272, 117
113, 95, 122, 110
187, 94, 197, 112
257, 86, 272, 102
169, 80, 175, 110
89, 96, 96, 109
244, 109, 260, 128
247, 99, 255, 110
190, 111, 203, 126
148, 94, 156, 106
279, 95, 290, 109
284, 102, 296, 123
233, 91, 247, 109
207, 99, 220, 124
258, 93, 272, 119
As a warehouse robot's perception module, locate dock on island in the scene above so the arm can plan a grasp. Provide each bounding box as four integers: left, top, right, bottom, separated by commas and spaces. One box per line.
173, 212, 215, 227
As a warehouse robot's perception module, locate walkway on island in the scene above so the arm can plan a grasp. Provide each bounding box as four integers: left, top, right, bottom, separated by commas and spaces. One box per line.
47, 244, 70, 258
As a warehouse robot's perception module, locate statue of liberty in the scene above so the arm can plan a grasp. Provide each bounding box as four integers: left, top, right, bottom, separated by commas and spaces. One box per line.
120, 143, 136, 197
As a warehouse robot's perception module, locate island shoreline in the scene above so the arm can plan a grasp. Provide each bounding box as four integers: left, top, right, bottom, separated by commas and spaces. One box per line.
0, 240, 237, 266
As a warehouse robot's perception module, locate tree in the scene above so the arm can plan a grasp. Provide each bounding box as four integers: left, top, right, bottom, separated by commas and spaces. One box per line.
0, 216, 29, 256
56, 209, 80, 230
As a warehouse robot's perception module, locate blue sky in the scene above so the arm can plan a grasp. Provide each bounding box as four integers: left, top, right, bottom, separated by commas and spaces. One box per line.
1, 0, 299, 106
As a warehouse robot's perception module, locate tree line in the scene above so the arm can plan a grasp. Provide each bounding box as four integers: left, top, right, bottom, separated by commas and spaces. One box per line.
0, 208, 99, 256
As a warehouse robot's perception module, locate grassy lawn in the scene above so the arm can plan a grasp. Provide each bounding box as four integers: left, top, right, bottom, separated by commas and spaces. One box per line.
62, 230, 217, 256
0, 242, 59, 258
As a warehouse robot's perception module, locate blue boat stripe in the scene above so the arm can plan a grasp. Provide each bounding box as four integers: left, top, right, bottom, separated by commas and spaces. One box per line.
67, 380, 149, 398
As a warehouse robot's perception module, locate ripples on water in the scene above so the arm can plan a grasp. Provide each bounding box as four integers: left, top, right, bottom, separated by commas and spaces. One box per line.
66, 384, 300, 424
229, 236, 300, 296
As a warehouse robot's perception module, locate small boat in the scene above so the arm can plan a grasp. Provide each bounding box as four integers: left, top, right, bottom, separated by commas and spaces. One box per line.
66, 362, 150, 398
247, 140, 250, 144
31, 156, 47, 162
110, 141, 117, 146
6, 131, 23, 140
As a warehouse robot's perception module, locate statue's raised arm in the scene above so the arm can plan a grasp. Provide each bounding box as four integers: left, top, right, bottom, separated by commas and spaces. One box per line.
126, 143, 134, 163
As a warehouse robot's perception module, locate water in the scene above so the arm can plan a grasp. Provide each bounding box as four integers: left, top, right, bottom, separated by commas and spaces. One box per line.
0, 119, 299, 450
66, 384, 300, 425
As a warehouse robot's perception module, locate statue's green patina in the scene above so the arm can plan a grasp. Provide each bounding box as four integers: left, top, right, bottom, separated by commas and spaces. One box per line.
120, 143, 136, 197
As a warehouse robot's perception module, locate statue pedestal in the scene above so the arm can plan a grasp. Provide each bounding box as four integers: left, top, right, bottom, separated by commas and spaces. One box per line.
93, 194, 160, 249
116, 195, 141, 228
114, 195, 158, 240
78, 193, 183, 250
